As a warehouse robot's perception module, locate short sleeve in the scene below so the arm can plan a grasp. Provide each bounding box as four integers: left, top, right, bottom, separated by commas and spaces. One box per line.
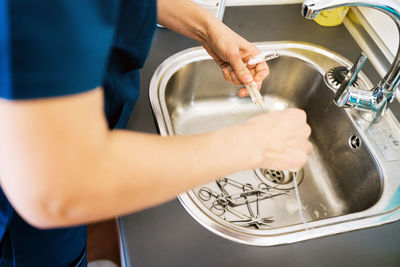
4, 0, 120, 100
0, 0, 11, 95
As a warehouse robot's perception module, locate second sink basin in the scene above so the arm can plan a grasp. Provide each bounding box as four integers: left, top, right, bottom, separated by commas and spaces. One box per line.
150, 42, 400, 246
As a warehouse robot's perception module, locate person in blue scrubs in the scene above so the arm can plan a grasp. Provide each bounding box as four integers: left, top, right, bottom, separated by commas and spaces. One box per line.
0, 0, 312, 266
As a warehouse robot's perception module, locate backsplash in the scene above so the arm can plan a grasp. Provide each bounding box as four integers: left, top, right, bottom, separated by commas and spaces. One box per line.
358, 7, 398, 60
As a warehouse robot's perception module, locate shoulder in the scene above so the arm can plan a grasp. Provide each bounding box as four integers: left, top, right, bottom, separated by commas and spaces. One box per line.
5, 1, 121, 100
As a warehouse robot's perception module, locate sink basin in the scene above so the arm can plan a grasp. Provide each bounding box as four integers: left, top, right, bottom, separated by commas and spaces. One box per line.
149, 42, 400, 246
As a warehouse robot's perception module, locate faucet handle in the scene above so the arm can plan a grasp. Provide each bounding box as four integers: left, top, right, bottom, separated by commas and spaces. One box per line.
334, 52, 368, 107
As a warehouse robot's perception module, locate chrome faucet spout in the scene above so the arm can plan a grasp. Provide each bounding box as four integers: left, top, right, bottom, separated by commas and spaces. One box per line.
302, 0, 400, 122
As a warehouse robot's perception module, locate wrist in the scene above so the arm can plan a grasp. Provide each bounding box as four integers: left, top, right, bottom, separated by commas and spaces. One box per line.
191, 7, 219, 44
234, 123, 264, 170
211, 124, 260, 172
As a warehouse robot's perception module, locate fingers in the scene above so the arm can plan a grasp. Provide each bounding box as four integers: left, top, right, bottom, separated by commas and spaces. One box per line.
238, 88, 249, 97
237, 66, 264, 97
230, 68, 256, 86
252, 62, 269, 84
221, 60, 269, 98
230, 70, 243, 86
219, 47, 271, 99
228, 52, 253, 85
221, 66, 232, 82
247, 108, 313, 171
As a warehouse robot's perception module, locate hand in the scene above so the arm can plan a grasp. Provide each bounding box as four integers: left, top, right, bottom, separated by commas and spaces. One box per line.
239, 108, 313, 171
201, 23, 269, 97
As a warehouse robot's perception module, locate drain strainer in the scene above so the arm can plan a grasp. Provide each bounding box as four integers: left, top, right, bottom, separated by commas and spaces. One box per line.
348, 135, 361, 150
324, 66, 359, 91
254, 168, 304, 190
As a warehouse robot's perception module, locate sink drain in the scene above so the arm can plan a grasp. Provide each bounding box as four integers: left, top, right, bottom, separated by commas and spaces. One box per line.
325, 66, 359, 91
348, 135, 361, 150
263, 169, 292, 184
254, 168, 304, 190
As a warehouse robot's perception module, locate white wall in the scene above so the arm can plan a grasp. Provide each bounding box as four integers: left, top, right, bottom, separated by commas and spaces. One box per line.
358, 7, 398, 60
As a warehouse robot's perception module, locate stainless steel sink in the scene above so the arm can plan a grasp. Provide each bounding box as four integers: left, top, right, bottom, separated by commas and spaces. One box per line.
149, 42, 400, 246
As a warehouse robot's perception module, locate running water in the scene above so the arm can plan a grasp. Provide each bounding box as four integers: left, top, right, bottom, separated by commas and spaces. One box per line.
256, 94, 309, 230
293, 173, 310, 231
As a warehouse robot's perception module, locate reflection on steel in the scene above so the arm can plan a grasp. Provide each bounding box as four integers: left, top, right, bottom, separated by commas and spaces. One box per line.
303, 0, 400, 123
197, 177, 290, 229
150, 42, 400, 246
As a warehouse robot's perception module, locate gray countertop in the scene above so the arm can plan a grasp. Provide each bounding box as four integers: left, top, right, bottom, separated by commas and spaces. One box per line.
120, 4, 400, 267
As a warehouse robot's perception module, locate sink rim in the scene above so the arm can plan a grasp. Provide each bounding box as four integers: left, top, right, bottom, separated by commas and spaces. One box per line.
149, 41, 400, 246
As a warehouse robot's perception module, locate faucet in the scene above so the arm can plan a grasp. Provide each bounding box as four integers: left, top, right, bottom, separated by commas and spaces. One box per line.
302, 0, 400, 123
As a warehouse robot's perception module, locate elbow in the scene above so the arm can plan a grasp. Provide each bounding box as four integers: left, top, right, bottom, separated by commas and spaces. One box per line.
21, 201, 70, 229
21, 211, 64, 230
5, 187, 78, 229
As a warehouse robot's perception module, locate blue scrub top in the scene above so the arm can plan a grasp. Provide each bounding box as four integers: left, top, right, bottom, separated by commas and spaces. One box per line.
0, 0, 156, 266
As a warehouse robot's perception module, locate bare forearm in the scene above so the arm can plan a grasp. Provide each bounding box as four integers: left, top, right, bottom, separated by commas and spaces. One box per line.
0, 89, 252, 228
157, 0, 269, 93
157, 0, 219, 42
63, 127, 250, 226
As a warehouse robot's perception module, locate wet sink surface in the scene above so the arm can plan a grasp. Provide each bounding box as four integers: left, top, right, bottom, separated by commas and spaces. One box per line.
150, 42, 400, 246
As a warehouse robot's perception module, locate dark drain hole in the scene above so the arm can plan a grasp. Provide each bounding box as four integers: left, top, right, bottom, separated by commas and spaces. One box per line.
254, 168, 304, 190
263, 170, 293, 185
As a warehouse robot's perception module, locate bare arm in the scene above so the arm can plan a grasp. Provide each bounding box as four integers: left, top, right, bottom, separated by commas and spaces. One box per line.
0, 1, 312, 229
0, 89, 310, 228
0, 88, 252, 227
157, 0, 270, 96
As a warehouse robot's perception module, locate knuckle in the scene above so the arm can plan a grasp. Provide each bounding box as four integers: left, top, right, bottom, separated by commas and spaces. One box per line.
297, 109, 307, 120
230, 49, 241, 57
305, 124, 312, 137
221, 69, 229, 80
289, 108, 306, 118
286, 108, 299, 115
255, 70, 269, 82
220, 62, 230, 69
230, 71, 238, 81
249, 46, 260, 54
265, 66, 270, 76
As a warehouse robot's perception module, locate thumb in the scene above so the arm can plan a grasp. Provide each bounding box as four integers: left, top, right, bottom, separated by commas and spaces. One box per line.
229, 54, 253, 85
